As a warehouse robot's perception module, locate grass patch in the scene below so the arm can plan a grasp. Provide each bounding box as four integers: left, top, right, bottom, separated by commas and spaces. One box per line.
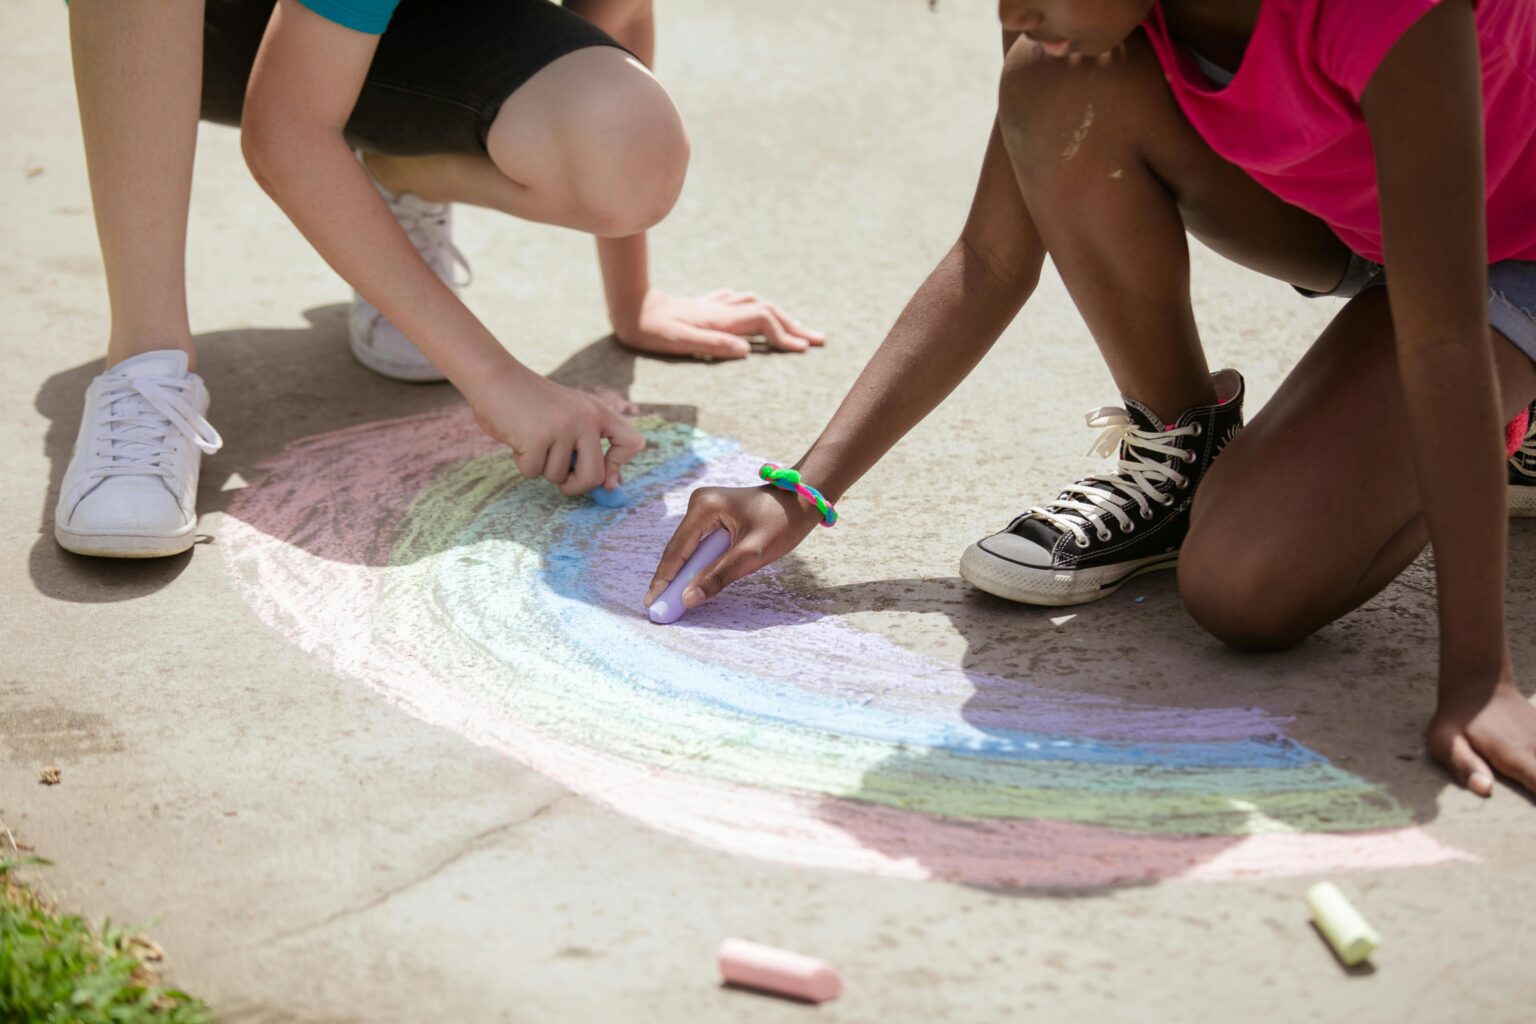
1, 855, 214, 1023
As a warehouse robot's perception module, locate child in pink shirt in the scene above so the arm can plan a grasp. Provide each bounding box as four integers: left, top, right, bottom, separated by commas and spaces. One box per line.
648, 0, 1536, 799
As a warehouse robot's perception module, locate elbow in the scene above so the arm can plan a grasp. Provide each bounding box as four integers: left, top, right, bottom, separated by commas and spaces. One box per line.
240, 100, 309, 202
958, 233, 1043, 299
240, 108, 283, 199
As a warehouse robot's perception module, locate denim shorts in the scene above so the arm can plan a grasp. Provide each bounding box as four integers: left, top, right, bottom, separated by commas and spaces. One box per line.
1302, 253, 1536, 365
200, 0, 625, 155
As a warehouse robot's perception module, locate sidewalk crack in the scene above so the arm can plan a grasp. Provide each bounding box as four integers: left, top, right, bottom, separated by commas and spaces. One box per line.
237, 793, 568, 952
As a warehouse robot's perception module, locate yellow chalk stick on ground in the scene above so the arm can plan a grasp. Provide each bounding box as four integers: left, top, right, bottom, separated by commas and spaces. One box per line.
1305, 881, 1380, 967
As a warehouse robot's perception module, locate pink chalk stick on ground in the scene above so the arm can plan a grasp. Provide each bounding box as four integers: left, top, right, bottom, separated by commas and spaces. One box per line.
718, 938, 842, 1003
647, 527, 731, 625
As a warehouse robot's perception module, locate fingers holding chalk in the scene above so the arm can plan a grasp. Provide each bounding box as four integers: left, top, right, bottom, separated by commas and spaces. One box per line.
648, 528, 732, 624
568, 451, 628, 506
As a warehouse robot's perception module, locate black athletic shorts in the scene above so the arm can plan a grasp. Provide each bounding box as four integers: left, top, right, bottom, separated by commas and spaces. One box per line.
200, 0, 626, 156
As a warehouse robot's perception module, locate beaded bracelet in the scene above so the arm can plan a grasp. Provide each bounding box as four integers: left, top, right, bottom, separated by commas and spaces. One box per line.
759, 463, 839, 527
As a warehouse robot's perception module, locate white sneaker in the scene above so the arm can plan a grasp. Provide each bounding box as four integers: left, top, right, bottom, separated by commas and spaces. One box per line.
54, 349, 223, 558
348, 154, 471, 383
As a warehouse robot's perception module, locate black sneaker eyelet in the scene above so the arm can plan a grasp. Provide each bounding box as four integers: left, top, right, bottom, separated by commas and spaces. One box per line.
1182, 451, 1196, 463
1124, 522, 1135, 533
1191, 422, 1203, 436
1075, 536, 1091, 548
1097, 530, 1111, 542
1141, 507, 1153, 520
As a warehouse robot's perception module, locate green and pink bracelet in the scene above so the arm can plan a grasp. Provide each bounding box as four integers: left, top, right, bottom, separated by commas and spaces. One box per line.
759, 463, 839, 527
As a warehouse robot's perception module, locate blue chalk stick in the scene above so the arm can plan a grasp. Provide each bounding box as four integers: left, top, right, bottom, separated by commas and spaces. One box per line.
569, 453, 628, 507
588, 483, 629, 507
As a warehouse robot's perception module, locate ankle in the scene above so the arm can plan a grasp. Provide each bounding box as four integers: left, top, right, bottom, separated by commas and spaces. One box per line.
106, 338, 196, 371
1140, 383, 1219, 425
363, 152, 449, 204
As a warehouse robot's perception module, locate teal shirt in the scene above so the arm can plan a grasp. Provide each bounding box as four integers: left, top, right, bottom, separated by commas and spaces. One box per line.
296, 0, 399, 34
67, 0, 400, 36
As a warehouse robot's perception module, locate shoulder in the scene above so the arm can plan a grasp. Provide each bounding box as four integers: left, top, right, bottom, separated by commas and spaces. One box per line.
1306, 0, 1444, 100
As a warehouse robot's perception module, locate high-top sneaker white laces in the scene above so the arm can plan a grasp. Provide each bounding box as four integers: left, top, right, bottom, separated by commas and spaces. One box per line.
961, 369, 1245, 606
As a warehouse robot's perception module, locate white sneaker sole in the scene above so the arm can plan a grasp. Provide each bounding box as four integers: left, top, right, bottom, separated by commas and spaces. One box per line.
347, 323, 448, 384
54, 521, 198, 559
959, 543, 1179, 607
1511, 484, 1536, 517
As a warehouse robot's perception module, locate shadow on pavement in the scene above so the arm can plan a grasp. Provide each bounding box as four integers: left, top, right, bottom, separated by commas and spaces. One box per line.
29, 304, 685, 602
797, 533, 1536, 891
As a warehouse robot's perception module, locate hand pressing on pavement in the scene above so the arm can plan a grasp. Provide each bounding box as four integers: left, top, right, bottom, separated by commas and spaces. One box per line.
615, 288, 826, 361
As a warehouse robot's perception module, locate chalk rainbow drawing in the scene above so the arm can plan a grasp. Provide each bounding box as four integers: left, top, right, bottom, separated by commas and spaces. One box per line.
221, 408, 1467, 887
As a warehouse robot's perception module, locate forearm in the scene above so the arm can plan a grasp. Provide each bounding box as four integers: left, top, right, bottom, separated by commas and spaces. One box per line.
795, 239, 1033, 501
594, 233, 650, 337
795, 114, 1039, 500
1399, 334, 1509, 688
244, 124, 528, 398
1363, 0, 1506, 698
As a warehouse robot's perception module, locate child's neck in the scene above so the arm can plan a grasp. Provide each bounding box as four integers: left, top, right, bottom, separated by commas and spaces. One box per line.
1159, 0, 1262, 72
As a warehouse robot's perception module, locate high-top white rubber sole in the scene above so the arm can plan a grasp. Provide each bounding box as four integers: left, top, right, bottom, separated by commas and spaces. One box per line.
1511, 484, 1536, 517
959, 543, 1180, 606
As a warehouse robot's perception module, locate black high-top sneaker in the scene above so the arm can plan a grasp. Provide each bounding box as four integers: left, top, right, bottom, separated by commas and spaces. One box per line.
960, 369, 1245, 606
1511, 400, 1536, 517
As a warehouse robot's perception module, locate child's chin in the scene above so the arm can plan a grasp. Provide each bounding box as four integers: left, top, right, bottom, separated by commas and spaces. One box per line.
1081, 36, 1128, 58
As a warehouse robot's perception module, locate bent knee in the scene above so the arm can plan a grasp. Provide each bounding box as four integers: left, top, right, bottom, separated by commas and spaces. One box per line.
574, 118, 689, 237
491, 47, 690, 237
997, 43, 1068, 160
1178, 538, 1318, 651
557, 57, 689, 236
997, 33, 1163, 171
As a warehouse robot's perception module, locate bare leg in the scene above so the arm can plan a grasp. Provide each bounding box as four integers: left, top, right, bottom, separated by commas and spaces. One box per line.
996, 37, 1349, 421
1180, 295, 1536, 648
363, 47, 687, 239
69, 0, 204, 368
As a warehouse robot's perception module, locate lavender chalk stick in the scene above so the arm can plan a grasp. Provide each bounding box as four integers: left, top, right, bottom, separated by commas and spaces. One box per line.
648, 528, 731, 624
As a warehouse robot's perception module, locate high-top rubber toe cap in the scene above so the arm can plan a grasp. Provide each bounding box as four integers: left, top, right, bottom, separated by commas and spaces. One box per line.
972, 530, 1055, 569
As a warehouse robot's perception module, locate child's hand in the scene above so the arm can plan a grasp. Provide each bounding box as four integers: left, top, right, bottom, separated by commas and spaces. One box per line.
615, 288, 826, 361
1427, 679, 1536, 798
469, 369, 644, 496
644, 485, 824, 610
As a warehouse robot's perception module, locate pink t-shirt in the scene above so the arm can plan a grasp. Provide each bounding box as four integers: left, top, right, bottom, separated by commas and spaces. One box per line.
1142, 0, 1536, 264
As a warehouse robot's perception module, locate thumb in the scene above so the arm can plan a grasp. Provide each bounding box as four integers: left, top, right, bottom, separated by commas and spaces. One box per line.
602, 411, 645, 488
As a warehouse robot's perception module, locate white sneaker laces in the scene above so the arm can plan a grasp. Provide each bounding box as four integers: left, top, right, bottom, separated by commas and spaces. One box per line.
393, 198, 472, 289
86, 375, 223, 484
1024, 406, 1200, 548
